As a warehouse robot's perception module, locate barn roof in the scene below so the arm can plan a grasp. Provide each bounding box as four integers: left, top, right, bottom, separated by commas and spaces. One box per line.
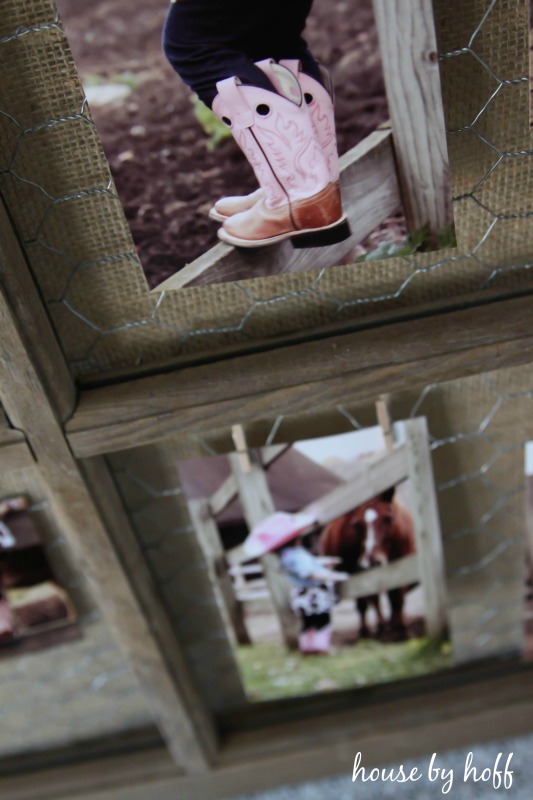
177, 446, 342, 525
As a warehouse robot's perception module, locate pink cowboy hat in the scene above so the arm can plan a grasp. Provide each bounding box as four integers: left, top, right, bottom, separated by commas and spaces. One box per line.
243, 511, 316, 559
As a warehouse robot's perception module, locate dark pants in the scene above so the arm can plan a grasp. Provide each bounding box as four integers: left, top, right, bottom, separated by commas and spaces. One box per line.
301, 612, 330, 631
163, 0, 320, 107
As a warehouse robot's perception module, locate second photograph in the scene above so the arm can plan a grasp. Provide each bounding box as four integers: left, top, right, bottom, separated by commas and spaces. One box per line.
177, 420, 451, 703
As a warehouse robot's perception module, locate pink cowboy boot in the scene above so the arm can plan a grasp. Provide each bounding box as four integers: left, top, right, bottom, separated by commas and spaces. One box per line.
209, 60, 340, 223
211, 64, 349, 248
310, 624, 333, 654
298, 628, 316, 654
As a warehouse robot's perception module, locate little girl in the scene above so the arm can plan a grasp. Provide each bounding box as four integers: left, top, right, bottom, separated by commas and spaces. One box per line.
162, 1, 349, 248
243, 511, 348, 654
279, 534, 348, 654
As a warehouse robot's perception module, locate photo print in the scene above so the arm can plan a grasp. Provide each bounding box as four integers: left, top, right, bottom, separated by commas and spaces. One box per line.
0, 496, 78, 657
178, 421, 451, 703
57, 0, 456, 290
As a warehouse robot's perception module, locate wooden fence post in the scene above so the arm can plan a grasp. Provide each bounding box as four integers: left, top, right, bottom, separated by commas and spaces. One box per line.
376, 394, 395, 452
228, 451, 299, 650
188, 498, 251, 648
403, 418, 448, 638
372, 0, 453, 245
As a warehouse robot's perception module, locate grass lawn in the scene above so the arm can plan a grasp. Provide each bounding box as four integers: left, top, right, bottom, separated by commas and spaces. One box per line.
236, 637, 452, 702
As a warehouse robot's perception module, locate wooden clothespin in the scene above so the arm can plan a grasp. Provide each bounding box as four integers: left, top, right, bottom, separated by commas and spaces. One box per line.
231, 424, 252, 473
375, 394, 395, 452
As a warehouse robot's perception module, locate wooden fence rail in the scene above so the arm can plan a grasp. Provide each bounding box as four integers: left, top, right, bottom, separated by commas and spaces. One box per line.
340, 555, 419, 600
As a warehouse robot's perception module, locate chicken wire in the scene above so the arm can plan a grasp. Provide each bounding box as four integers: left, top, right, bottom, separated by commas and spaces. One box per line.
0, 0, 531, 377
0, 0, 530, 767
108, 364, 531, 714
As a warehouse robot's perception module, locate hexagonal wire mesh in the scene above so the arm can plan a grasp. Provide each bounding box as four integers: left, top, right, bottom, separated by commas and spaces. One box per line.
0, 0, 531, 376
0, 0, 531, 764
107, 364, 532, 714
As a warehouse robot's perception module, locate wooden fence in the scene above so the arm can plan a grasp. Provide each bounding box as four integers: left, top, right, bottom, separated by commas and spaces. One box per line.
188, 417, 448, 650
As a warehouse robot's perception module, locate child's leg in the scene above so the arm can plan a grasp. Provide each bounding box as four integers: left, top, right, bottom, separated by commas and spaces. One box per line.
163, 0, 321, 107
164, 0, 349, 248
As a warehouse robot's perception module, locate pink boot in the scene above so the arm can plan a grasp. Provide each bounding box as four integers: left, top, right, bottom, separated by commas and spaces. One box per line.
281, 60, 339, 185
211, 63, 349, 248
209, 60, 340, 223
311, 624, 333, 654
298, 628, 316, 654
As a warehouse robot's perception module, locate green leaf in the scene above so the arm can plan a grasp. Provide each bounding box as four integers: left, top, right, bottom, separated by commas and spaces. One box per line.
192, 96, 232, 150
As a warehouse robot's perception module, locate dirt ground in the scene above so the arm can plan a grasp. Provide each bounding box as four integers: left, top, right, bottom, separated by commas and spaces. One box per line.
56, 0, 406, 288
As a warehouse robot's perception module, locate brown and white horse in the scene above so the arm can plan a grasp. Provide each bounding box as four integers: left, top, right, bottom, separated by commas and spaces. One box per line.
319, 487, 416, 640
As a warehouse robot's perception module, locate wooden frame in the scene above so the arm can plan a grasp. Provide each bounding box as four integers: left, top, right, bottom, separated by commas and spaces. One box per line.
66, 291, 533, 457
0, 0, 529, 388
3, 661, 533, 800
1, 182, 532, 794
0, 198, 219, 773
0, 0, 532, 780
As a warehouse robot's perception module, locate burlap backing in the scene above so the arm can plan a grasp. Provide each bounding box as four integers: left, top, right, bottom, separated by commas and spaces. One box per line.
0, 0, 531, 377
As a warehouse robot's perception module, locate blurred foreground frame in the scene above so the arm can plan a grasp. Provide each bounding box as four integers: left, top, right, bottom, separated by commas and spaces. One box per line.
0, 1, 533, 799
0, 1, 531, 378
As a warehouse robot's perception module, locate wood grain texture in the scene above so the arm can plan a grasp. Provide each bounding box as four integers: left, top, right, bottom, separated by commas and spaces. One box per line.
3, 663, 533, 800
372, 0, 452, 237
189, 498, 251, 648
303, 445, 408, 523
66, 293, 533, 457
154, 129, 400, 290
404, 419, 448, 638
0, 428, 34, 471
209, 444, 288, 517
219, 664, 533, 765
228, 450, 299, 648
339, 554, 419, 599
0, 201, 217, 773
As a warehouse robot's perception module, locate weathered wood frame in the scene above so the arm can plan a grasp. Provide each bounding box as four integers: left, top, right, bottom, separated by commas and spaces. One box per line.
0, 61, 533, 798
0, 0, 530, 793
3, 661, 533, 800
1, 185, 533, 797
